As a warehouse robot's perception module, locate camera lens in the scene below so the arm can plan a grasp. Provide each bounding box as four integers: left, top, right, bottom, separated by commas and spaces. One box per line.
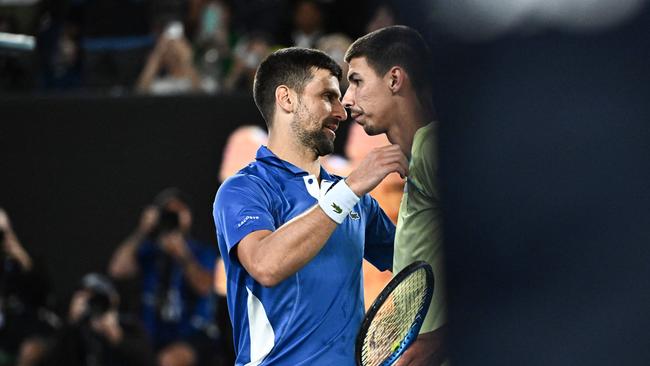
158, 210, 180, 233
87, 292, 111, 318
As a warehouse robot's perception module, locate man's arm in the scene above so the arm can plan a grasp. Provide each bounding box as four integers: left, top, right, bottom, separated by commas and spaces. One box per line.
235, 145, 408, 287
395, 325, 447, 366
235, 207, 337, 287
108, 206, 159, 279
0, 208, 33, 271
159, 231, 214, 296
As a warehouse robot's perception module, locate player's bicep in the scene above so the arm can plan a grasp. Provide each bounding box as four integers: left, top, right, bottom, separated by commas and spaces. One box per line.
234, 229, 273, 276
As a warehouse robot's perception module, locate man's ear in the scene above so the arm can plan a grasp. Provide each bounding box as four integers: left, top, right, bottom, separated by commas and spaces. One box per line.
386, 66, 405, 93
276, 85, 294, 113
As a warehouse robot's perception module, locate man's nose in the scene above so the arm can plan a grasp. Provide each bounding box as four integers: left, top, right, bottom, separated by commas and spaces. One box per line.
341, 87, 354, 109
332, 98, 347, 122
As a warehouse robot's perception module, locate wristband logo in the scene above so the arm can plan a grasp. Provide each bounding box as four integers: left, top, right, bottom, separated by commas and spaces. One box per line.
331, 202, 343, 214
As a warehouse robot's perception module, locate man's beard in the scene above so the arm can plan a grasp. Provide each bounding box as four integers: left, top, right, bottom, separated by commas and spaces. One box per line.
291, 103, 335, 157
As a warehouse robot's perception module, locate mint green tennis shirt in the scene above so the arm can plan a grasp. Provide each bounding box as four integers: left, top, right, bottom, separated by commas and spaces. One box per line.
393, 122, 446, 333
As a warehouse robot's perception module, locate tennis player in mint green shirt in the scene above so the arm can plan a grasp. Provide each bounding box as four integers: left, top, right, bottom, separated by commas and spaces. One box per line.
343, 26, 447, 366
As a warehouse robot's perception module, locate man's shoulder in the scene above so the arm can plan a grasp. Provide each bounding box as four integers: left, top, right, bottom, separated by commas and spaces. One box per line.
219, 162, 273, 191
412, 122, 438, 168
215, 163, 277, 212
415, 122, 437, 147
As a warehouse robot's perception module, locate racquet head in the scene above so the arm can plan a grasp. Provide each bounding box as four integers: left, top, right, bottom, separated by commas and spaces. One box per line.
356, 260, 434, 366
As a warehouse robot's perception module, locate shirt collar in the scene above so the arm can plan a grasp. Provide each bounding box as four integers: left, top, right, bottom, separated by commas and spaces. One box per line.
255, 145, 335, 179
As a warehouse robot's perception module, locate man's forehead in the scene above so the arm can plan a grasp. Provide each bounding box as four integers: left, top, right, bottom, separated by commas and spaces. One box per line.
347, 57, 374, 77
306, 68, 341, 92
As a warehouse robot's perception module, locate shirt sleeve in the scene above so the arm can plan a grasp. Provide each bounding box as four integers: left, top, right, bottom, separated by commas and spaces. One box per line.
213, 174, 277, 256
362, 195, 396, 272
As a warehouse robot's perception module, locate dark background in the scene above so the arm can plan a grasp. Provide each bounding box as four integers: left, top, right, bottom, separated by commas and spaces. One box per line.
434, 5, 650, 366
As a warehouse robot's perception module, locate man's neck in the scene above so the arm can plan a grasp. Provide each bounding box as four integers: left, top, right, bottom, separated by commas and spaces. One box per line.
386, 100, 431, 159
267, 135, 321, 178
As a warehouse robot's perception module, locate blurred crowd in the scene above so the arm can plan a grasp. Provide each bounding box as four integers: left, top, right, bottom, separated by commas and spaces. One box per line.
0, 0, 403, 95
0, 123, 404, 366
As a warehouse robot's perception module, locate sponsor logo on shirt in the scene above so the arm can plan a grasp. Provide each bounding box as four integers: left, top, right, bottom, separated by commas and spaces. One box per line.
237, 215, 260, 228
349, 211, 360, 220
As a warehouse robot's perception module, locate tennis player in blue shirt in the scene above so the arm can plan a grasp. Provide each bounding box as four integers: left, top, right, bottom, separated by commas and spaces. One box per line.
213, 47, 409, 365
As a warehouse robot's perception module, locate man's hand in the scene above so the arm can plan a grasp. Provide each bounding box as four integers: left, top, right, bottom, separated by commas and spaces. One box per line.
395, 326, 447, 366
137, 206, 160, 235
91, 310, 123, 345
345, 145, 408, 196
68, 290, 90, 323
159, 230, 191, 263
0, 208, 11, 232
0, 208, 33, 270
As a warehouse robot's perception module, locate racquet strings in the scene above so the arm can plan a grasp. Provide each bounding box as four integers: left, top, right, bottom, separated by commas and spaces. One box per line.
360, 267, 429, 366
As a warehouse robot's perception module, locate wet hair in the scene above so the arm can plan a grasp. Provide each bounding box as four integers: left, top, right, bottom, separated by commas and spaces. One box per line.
253, 47, 342, 128
345, 25, 433, 106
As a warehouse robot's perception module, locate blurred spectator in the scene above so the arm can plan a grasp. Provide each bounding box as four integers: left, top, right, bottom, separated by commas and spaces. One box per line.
218, 125, 268, 182
135, 23, 202, 95
315, 32, 352, 90
291, 0, 324, 48
222, 31, 271, 93
0, 208, 58, 366
38, 19, 82, 90
193, 0, 233, 94
108, 188, 220, 366
41, 273, 154, 366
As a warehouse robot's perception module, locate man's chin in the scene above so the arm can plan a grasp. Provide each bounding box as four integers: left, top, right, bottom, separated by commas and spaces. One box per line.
362, 124, 381, 136
315, 140, 335, 157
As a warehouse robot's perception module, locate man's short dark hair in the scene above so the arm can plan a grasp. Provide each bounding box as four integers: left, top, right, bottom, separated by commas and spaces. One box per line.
345, 25, 433, 104
253, 47, 342, 128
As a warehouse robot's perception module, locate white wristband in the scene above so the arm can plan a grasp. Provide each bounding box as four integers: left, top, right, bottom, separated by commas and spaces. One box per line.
319, 179, 360, 224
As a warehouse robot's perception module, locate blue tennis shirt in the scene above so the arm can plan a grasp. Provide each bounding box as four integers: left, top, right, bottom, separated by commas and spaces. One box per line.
213, 146, 395, 365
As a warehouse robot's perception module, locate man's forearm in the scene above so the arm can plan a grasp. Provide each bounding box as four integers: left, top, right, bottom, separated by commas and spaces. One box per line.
108, 232, 145, 278
179, 256, 214, 296
237, 204, 338, 287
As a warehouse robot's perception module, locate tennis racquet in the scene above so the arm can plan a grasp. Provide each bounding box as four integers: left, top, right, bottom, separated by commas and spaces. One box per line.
356, 260, 434, 366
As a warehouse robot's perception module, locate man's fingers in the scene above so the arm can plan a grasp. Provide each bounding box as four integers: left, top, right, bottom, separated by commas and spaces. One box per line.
394, 354, 412, 366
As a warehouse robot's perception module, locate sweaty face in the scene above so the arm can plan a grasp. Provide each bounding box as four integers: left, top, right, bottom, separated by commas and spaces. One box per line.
342, 57, 393, 136
291, 68, 346, 156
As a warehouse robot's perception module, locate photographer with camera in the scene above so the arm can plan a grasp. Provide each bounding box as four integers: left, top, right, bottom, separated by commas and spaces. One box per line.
42, 273, 154, 366
108, 188, 220, 366
0, 208, 57, 366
